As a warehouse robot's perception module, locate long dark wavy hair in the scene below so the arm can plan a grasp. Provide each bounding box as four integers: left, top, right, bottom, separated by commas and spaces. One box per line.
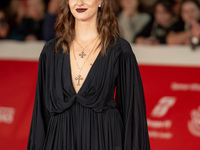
55, 0, 120, 56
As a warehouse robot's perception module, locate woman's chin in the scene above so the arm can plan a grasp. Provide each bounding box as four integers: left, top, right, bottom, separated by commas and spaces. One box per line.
75, 18, 88, 22
75, 16, 95, 22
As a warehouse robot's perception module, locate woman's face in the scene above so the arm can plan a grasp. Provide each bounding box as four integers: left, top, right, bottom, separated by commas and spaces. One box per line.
181, 1, 200, 24
69, 0, 102, 22
154, 4, 173, 27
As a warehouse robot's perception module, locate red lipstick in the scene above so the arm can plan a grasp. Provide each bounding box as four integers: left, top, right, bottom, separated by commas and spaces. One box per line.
76, 8, 87, 13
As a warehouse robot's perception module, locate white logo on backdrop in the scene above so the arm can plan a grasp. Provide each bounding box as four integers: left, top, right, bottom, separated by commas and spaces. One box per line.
188, 106, 200, 137
148, 131, 173, 139
171, 82, 200, 92
148, 96, 176, 139
151, 96, 176, 118
147, 119, 172, 129
0, 107, 15, 124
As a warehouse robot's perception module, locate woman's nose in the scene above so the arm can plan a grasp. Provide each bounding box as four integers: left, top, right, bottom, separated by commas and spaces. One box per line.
76, 0, 84, 6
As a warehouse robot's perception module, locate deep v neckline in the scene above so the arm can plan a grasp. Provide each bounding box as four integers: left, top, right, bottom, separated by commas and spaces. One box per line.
68, 49, 101, 95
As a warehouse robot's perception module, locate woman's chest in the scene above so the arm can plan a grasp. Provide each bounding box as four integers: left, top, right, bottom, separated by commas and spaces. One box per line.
47, 47, 120, 96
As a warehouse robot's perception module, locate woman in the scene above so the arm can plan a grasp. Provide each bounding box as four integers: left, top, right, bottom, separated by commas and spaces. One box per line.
135, 0, 177, 45
27, 0, 150, 149
166, 0, 200, 46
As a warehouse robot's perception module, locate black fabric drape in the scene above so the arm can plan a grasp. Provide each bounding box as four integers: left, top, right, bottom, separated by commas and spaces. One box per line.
27, 45, 50, 150
115, 39, 150, 150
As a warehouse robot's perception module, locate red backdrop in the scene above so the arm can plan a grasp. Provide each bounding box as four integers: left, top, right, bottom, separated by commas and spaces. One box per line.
0, 60, 200, 150
140, 65, 200, 150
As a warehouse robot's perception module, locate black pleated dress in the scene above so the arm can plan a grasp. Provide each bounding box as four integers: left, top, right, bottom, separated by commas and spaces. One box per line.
27, 37, 150, 150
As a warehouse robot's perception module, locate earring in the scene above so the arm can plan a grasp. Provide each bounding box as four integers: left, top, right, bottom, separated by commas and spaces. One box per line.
98, 4, 101, 7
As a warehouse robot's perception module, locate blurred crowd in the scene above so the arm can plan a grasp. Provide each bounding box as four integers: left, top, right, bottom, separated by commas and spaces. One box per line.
0, 0, 200, 48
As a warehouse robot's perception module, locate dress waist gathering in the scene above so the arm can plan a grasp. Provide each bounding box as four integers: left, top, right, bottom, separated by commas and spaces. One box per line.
43, 99, 125, 150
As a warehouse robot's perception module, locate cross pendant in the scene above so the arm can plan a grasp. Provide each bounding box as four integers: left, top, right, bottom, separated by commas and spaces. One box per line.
79, 51, 86, 58
75, 75, 83, 86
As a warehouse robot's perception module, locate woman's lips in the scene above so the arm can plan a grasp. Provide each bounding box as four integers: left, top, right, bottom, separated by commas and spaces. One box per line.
76, 8, 88, 13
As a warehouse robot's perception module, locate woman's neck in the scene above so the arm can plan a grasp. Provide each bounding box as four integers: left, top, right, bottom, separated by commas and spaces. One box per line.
75, 19, 99, 42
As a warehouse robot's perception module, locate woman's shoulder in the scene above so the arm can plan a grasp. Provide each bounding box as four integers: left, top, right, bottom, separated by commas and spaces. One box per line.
117, 37, 134, 55
114, 37, 137, 63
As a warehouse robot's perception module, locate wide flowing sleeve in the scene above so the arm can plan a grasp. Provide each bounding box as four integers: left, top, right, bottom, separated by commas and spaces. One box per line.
27, 44, 51, 150
115, 39, 150, 150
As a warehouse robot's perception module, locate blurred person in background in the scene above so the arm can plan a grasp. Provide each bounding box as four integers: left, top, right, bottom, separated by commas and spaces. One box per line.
166, 0, 200, 48
43, 0, 61, 41
6, 0, 26, 36
11, 0, 45, 41
0, 9, 9, 39
135, 0, 178, 45
117, 0, 151, 43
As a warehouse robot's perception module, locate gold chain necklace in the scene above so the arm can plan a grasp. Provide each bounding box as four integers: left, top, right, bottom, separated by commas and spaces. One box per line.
74, 35, 99, 58
72, 36, 99, 86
